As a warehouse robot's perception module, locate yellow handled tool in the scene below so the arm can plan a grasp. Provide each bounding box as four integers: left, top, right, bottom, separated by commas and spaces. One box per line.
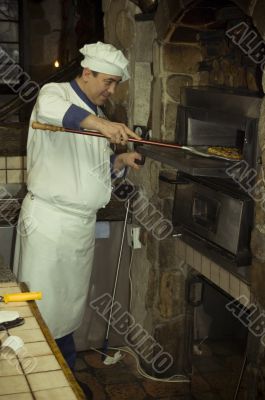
0, 292, 42, 303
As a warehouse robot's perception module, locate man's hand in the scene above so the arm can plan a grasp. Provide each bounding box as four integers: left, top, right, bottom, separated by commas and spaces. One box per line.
113, 152, 143, 171
80, 115, 141, 144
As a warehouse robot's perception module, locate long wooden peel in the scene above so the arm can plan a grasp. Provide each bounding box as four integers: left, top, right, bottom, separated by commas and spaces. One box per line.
31, 121, 237, 161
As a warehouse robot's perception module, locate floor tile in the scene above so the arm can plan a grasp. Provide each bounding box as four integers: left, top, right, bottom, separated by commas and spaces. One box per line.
94, 362, 138, 384
27, 370, 69, 391
192, 392, 222, 400
0, 301, 28, 308
21, 355, 61, 374
75, 344, 246, 400
84, 350, 118, 369
75, 370, 106, 400
33, 387, 77, 400
74, 357, 88, 371
0, 358, 22, 376
8, 317, 39, 332
106, 382, 146, 400
13, 328, 46, 343
17, 341, 52, 359
0, 282, 19, 288
142, 380, 190, 397
4, 306, 33, 318
192, 374, 211, 392
0, 346, 17, 360
0, 375, 29, 395
0, 287, 22, 295
0, 394, 34, 400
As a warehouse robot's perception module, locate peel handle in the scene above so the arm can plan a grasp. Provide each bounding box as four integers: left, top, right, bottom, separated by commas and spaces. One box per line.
32, 121, 65, 132
1, 292, 42, 303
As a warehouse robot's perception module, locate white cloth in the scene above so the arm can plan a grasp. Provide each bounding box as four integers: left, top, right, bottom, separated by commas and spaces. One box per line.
14, 82, 112, 338
80, 42, 130, 82
14, 194, 96, 338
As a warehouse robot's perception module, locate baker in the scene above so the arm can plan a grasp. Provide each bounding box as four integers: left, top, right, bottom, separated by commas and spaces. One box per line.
13, 42, 142, 380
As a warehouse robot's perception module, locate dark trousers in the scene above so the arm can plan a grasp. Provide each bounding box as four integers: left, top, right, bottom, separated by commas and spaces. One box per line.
55, 333, 76, 371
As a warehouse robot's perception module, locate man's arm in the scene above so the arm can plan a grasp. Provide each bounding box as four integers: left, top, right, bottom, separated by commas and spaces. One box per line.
37, 83, 141, 145
80, 114, 140, 145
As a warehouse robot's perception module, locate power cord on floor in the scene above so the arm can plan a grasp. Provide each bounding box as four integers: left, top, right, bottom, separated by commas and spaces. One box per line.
94, 233, 190, 384
97, 345, 190, 383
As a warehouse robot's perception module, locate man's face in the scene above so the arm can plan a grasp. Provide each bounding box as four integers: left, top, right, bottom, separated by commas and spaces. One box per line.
83, 70, 122, 105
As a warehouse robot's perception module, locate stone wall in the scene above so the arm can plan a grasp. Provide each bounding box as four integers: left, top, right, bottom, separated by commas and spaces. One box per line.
103, 0, 265, 391
103, 0, 194, 380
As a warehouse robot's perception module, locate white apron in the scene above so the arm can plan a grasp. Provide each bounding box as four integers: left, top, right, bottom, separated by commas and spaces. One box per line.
14, 194, 96, 338
13, 82, 112, 338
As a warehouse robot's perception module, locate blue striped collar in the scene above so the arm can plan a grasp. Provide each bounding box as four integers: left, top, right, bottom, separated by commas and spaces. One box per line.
70, 79, 98, 115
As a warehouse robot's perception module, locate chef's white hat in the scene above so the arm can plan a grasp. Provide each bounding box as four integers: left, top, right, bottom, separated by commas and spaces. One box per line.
79, 42, 130, 82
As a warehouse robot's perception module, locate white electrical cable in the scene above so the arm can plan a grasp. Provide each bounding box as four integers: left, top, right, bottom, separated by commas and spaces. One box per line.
128, 247, 134, 311
108, 346, 190, 383
95, 183, 190, 384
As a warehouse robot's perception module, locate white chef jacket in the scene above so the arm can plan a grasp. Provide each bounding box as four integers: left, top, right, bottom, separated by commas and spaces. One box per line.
14, 81, 113, 338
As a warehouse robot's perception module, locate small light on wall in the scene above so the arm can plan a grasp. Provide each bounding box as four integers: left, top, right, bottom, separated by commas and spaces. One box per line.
54, 60, 60, 68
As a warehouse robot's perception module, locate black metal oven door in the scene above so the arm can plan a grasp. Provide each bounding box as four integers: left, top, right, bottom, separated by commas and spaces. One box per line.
192, 193, 220, 234
172, 178, 252, 258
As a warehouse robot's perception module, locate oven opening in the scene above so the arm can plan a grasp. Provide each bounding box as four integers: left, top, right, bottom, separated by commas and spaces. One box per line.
192, 277, 249, 399
235, 129, 245, 151
192, 194, 220, 233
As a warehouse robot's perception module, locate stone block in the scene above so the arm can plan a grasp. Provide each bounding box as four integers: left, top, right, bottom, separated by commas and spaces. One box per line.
258, 100, 265, 150
135, 21, 156, 62
145, 269, 159, 308
133, 62, 152, 125
161, 101, 178, 141
104, 0, 128, 47
232, 0, 254, 16
166, 74, 193, 101
198, 71, 210, 86
112, 80, 129, 104
152, 317, 192, 376
251, 226, 265, 262
253, 0, 265, 39
161, 198, 174, 221
158, 172, 176, 199
116, 10, 135, 49
102, 0, 112, 12
129, 250, 151, 325
162, 44, 202, 74
159, 236, 185, 271
112, 104, 128, 124
251, 258, 265, 308
152, 40, 161, 76
154, 0, 194, 40
170, 26, 199, 44
151, 77, 163, 139
158, 270, 185, 318
147, 231, 160, 267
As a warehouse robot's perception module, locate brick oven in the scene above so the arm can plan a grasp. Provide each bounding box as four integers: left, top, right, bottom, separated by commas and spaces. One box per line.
103, 0, 265, 398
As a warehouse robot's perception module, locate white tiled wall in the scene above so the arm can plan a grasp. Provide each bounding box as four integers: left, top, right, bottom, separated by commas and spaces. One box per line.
181, 242, 251, 304
0, 156, 27, 184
